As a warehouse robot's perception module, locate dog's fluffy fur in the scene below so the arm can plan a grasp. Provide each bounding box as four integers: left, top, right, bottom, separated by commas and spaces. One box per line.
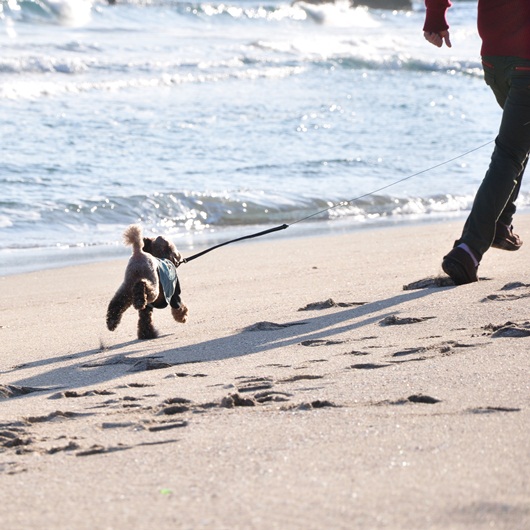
106, 225, 188, 339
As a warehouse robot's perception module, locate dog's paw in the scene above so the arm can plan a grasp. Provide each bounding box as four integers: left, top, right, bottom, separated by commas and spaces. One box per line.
138, 326, 159, 340
172, 304, 189, 324
106, 314, 120, 331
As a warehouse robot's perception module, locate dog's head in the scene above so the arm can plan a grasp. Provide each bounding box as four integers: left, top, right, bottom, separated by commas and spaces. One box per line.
142, 236, 182, 266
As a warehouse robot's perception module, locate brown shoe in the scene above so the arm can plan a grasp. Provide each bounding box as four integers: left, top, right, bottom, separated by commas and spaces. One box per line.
492, 222, 522, 251
442, 246, 479, 286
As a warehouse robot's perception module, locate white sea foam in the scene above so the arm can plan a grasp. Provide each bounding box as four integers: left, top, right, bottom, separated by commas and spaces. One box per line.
293, 1, 379, 28
0, 215, 14, 228
28, 0, 93, 26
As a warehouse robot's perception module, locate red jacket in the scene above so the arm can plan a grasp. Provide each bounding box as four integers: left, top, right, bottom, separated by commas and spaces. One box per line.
424, 0, 530, 59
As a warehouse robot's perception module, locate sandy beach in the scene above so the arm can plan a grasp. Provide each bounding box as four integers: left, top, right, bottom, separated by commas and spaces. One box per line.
1, 218, 529, 529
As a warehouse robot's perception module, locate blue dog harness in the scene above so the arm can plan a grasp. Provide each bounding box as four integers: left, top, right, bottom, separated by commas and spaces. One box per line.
150, 258, 182, 309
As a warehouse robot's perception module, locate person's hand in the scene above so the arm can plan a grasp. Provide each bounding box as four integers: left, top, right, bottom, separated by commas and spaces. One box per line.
423, 30, 452, 48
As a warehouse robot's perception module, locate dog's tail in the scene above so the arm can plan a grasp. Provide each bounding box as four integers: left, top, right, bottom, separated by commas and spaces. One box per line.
132, 279, 149, 310
123, 224, 143, 254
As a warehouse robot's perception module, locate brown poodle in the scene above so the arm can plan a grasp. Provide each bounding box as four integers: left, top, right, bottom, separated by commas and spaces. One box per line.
106, 224, 188, 339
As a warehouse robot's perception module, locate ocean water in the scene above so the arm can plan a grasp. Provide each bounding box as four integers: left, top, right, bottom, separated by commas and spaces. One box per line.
0, 0, 523, 275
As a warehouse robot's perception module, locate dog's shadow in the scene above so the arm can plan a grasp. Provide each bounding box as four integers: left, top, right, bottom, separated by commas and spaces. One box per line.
7, 287, 440, 395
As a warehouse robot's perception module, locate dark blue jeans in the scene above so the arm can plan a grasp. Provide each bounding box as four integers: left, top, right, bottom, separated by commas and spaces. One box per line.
457, 56, 530, 259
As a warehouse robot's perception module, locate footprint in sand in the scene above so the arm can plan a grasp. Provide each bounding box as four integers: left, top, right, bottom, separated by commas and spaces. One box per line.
389, 340, 479, 361
279, 374, 325, 383
0, 423, 32, 450
81, 355, 142, 368
220, 393, 257, 407
129, 359, 174, 372
282, 400, 339, 411
253, 390, 292, 403
101, 422, 138, 430
235, 376, 274, 393
403, 276, 455, 290
0, 385, 63, 399
147, 421, 189, 432
483, 321, 530, 338
76, 444, 131, 457
25, 411, 95, 423
167, 372, 208, 378
300, 339, 345, 347
467, 406, 521, 414
380, 315, 436, 326
76, 438, 182, 456
391, 346, 431, 357
164, 397, 193, 405
298, 299, 367, 311
483, 282, 530, 302
376, 394, 442, 405
49, 389, 115, 399
407, 394, 441, 404
348, 363, 391, 370
243, 321, 307, 331
404, 276, 491, 289
47, 441, 81, 454
342, 349, 371, 357
159, 405, 190, 415
82, 356, 203, 373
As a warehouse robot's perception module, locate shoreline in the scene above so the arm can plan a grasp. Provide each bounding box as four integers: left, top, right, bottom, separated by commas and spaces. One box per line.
0, 212, 471, 278
1, 216, 529, 529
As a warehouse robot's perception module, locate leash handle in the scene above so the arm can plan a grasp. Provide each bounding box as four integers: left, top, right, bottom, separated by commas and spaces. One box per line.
181, 223, 289, 265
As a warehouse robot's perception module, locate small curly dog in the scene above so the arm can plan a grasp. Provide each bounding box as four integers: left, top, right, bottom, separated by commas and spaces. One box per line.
106, 224, 188, 339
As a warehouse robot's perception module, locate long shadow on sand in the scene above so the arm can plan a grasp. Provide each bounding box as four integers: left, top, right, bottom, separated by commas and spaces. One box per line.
7, 287, 441, 395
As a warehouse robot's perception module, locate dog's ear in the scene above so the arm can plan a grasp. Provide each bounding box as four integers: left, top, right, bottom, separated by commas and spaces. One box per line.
154, 236, 170, 255
154, 236, 181, 263
142, 238, 153, 254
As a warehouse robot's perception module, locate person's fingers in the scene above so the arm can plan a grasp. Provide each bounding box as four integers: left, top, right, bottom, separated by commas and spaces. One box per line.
442, 31, 452, 48
423, 31, 442, 47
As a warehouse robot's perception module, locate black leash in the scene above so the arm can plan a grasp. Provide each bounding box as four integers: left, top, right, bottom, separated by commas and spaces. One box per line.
179, 140, 494, 265
181, 223, 289, 264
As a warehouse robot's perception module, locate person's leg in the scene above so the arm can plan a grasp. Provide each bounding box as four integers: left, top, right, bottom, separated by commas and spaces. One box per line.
442, 56, 530, 285
481, 57, 527, 247
456, 56, 530, 259
497, 154, 528, 226
492, 154, 527, 251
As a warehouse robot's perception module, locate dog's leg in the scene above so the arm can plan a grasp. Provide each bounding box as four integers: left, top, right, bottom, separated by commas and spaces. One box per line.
169, 277, 188, 323
133, 279, 158, 310
133, 280, 148, 310
171, 304, 189, 324
137, 306, 158, 339
106, 286, 132, 331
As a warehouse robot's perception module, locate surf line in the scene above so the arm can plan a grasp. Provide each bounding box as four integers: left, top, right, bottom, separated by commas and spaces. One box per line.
180, 139, 494, 265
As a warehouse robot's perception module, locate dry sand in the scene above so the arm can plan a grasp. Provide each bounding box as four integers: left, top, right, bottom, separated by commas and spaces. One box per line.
1, 218, 529, 529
